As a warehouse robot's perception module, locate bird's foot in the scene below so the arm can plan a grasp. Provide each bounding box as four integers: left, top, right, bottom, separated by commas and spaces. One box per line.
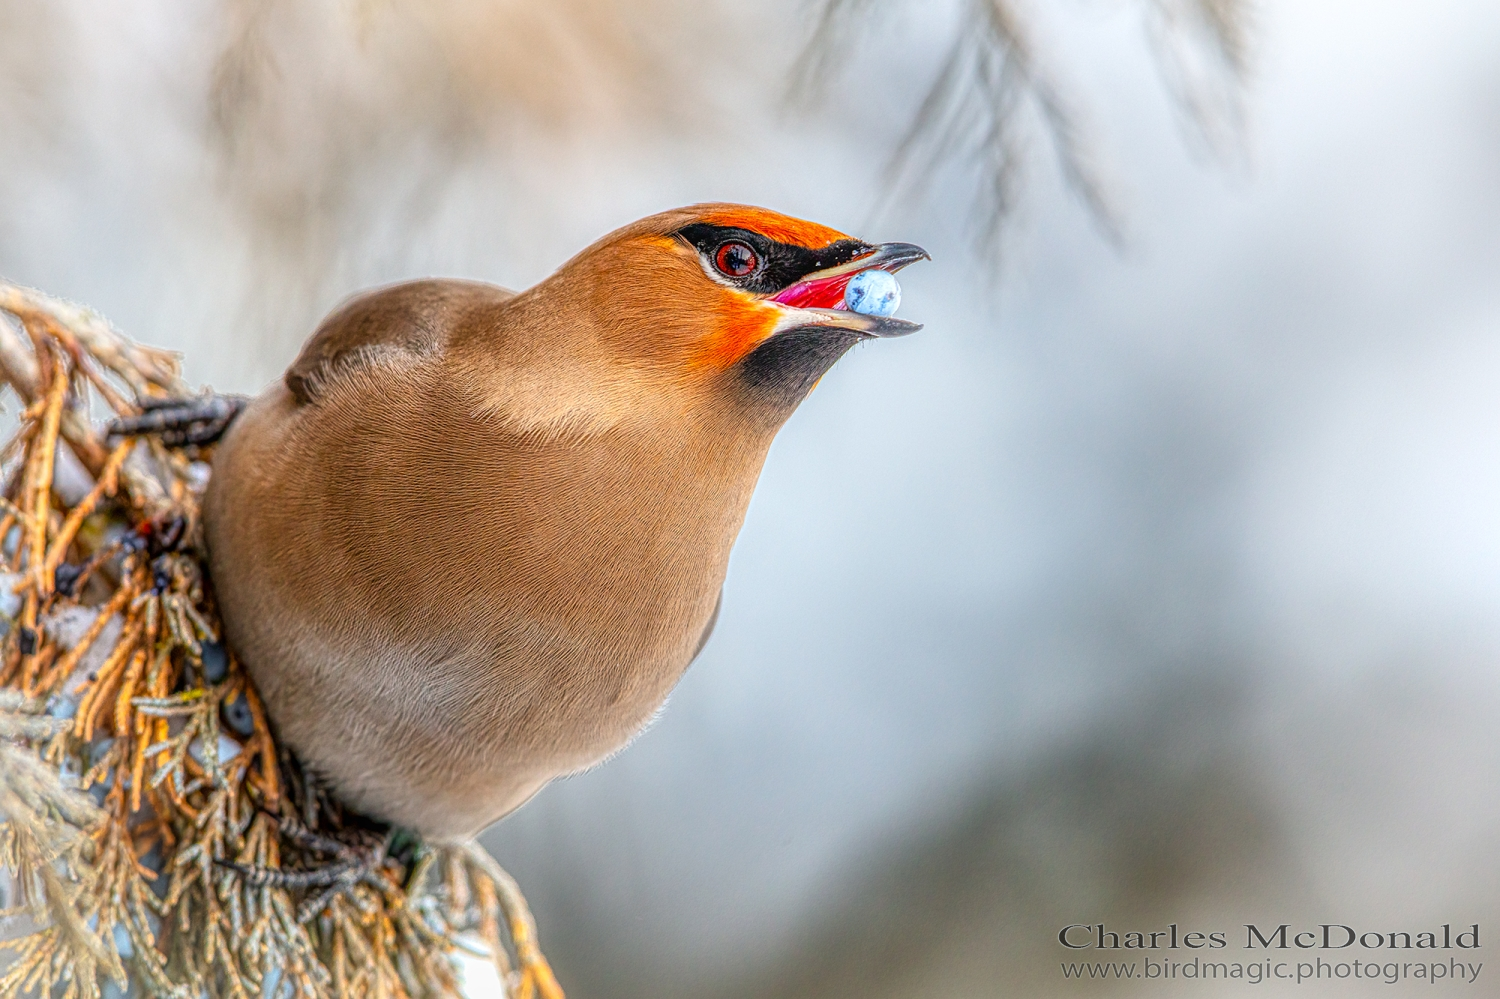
218, 817, 397, 923
108, 392, 248, 447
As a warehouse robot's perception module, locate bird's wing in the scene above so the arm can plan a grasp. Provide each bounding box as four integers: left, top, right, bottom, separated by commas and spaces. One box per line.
285, 279, 516, 405
690, 590, 723, 662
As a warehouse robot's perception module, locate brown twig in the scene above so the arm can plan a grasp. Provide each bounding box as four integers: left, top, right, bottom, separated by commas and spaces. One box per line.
40, 441, 130, 599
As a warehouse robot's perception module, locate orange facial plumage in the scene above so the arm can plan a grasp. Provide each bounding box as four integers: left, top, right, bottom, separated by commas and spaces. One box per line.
672, 208, 857, 370
694, 290, 782, 370
698, 207, 850, 250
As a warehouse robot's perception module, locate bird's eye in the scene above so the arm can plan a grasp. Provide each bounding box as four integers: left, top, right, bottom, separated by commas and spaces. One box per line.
714, 241, 759, 277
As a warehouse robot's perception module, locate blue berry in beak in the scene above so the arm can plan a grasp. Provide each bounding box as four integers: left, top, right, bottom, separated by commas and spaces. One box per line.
844, 269, 901, 317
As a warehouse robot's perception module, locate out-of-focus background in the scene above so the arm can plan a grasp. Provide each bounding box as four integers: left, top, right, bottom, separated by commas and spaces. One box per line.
4, 1, 1500, 995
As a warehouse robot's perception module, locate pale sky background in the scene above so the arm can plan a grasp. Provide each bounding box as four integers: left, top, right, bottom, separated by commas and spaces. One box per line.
3, 1, 1499, 996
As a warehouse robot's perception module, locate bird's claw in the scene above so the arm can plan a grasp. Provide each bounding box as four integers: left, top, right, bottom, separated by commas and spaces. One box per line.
216, 818, 397, 923
109, 393, 248, 447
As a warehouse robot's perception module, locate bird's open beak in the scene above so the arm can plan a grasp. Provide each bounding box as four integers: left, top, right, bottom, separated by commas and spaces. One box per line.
770, 241, 930, 338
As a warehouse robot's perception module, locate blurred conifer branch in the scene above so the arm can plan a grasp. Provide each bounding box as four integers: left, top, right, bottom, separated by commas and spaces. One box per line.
795, 0, 1252, 259
1144, 0, 1252, 159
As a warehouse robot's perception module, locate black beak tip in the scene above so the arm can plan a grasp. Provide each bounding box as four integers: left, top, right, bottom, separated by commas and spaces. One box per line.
865, 317, 924, 338
876, 242, 931, 272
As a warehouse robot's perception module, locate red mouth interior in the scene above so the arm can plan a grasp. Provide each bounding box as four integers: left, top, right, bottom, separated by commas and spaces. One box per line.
771, 272, 857, 311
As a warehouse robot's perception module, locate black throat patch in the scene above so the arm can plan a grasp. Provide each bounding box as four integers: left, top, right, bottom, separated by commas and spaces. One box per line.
736, 326, 863, 412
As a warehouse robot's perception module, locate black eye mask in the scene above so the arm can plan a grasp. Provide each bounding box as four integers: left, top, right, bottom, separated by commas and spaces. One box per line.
675, 223, 872, 296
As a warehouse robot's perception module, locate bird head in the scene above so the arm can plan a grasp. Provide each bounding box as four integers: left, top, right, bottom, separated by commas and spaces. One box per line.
488, 204, 928, 434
